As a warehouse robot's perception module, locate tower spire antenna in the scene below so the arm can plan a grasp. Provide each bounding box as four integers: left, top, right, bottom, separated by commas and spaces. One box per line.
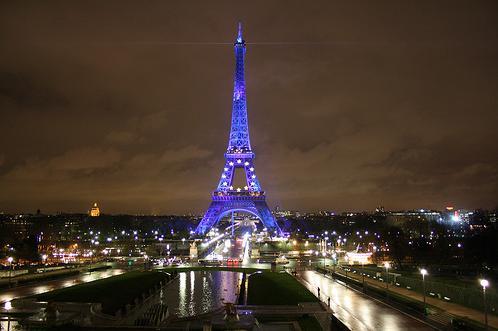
237, 22, 243, 43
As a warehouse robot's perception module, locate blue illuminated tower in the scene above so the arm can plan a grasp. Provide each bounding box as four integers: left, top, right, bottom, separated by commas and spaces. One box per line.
195, 24, 281, 236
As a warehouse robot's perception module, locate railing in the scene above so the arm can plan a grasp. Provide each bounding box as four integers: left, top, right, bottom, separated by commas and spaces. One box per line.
212, 193, 266, 201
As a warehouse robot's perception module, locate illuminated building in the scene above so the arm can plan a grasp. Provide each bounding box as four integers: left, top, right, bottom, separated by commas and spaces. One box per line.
345, 251, 372, 265
195, 24, 281, 236
387, 210, 441, 223
89, 202, 100, 217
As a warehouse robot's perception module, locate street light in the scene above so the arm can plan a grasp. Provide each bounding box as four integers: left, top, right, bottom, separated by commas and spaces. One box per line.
41, 254, 48, 273
7, 257, 13, 287
420, 268, 428, 314
384, 262, 390, 298
322, 251, 326, 268
480, 279, 489, 329
332, 252, 337, 273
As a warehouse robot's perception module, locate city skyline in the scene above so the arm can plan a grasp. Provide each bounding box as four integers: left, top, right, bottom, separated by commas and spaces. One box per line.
1, 1, 497, 214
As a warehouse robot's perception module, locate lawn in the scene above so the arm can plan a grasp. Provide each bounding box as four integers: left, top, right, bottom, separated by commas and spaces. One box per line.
298, 315, 323, 330
35, 271, 170, 314
247, 272, 318, 305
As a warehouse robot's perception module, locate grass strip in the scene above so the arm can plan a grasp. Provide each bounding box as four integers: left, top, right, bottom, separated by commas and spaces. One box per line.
247, 272, 318, 305
35, 271, 169, 314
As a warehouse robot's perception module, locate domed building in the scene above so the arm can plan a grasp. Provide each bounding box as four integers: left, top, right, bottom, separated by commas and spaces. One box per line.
89, 202, 100, 217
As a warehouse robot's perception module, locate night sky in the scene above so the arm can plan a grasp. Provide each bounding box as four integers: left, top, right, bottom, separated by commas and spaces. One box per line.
1, 1, 497, 214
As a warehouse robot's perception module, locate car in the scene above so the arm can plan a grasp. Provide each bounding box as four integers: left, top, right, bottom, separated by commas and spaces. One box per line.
275, 255, 289, 264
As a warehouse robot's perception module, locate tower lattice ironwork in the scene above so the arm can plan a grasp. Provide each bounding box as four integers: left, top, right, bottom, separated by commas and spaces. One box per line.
195, 24, 281, 236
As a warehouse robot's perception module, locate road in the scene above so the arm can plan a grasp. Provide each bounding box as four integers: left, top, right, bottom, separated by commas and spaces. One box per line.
0, 268, 125, 308
333, 267, 497, 329
299, 270, 435, 331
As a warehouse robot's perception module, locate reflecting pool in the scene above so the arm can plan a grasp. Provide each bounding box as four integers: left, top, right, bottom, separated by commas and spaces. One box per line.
161, 271, 242, 318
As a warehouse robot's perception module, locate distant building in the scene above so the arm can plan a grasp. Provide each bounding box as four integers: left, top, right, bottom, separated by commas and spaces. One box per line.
274, 210, 301, 218
89, 203, 100, 217
0, 215, 34, 240
387, 209, 441, 223
375, 206, 385, 213
489, 210, 498, 223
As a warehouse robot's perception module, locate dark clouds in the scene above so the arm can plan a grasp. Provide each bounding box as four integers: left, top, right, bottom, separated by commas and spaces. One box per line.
0, 0, 497, 214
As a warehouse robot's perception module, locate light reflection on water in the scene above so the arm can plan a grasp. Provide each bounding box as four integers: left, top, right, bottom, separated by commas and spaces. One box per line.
0, 319, 23, 331
179, 272, 186, 314
162, 271, 241, 318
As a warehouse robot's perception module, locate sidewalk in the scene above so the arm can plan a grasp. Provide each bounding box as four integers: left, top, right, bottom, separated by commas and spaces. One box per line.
0, 267, 81, 288
332, 267, 498, 329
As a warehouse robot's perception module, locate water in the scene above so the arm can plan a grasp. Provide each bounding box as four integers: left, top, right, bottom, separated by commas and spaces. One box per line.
0, 318, 22, 331
160, 271, 242, 318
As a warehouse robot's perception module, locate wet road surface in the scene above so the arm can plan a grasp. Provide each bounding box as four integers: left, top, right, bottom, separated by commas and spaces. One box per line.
299, 270, 435, 331
0, 269, 125, 307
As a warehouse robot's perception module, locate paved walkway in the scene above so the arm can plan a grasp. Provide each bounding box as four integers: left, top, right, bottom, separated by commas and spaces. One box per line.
298, 270, 434, 330
332, 267, 498, 329
0, 269, 125, 306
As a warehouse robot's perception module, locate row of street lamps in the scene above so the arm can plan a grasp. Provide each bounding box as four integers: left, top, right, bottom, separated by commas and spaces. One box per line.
382, 262, 490, 328
5, 255, 50, 287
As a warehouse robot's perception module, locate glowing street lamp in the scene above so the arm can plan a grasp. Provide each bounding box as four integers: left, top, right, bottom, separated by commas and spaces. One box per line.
143, 254, 149, 271
420, 268, 428, 314
7, 257, 14, 287
41, 254, 48, 272
332, 252, 337, 273
480, 279, 489, 329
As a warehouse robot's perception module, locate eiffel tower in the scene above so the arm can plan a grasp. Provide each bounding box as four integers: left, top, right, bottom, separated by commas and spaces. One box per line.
195, 24, 281, 236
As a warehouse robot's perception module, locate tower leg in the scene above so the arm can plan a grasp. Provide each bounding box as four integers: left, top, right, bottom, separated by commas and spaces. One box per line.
195, 199, 281, 236
231, 212, 235, 237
